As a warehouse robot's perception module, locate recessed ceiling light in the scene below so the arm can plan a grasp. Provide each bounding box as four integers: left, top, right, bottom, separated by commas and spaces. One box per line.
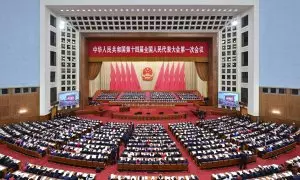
196, 9, 199, 11
218, 9, 222, 12
109, 9, 112, 12
231, 20, 238, 26
120, 9, 123, 11
131, 9, 134, 11
212, 9, 216, 11
164, 9, 167, 11
82, 9, 86, 11
125, 9, 129, 12
234, 9, 238, 12
158, 9, 161, 11
87, 9, 91, 11
93, 9, 96, 12
191, 9, 194, 12
180, 9, 183, 11
142, 9, 145, 11
104, 9, 107, 12
223, 9, 227, 11
147, 9, 151, 11
60, 10, 64, 12
98, 9, 102, 11
228, 9, 232, 12
169, 9, 172, 11
207, 9, 210, 11
136, 9, 140, 12
66, 9, 69, 12
174, 9, 177, 11
77, 9, 80, 12
153, 9, 156, 12
202, 9, 205, 11
114, 9, 118, 11
71, 9, 74, 12
185, 9, 189, 11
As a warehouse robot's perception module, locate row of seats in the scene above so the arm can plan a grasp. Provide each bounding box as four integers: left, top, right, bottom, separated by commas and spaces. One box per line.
96, 92, 119, 100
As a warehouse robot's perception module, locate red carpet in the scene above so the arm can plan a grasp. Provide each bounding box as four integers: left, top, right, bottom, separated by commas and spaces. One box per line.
0, 113, 299, 179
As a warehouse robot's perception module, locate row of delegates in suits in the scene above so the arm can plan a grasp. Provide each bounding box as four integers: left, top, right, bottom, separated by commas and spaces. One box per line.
197, 116, 297, 157
50, 122, 133, 164
150, 92, 177, 100
119, 92, 146, 101
286, 156, 300, 176
96, 92, 119, 100
0, 154, 20, 178
176, 92, 201, 101
118, 124, 188, 166
212, 164, 292, 180
109, 174, 199, 180
169, 122, 254, 165
0, 117, 101, 157
17, 163, 96, 180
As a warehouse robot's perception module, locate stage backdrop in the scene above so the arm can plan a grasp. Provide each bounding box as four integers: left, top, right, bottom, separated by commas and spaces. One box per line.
89, 61, 207, 97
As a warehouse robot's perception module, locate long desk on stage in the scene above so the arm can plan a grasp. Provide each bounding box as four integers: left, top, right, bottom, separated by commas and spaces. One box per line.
112, 112, 187, 120
117, 163, 188, 171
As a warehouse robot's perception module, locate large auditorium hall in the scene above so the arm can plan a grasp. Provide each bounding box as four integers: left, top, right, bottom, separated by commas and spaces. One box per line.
0, 0, 300, 179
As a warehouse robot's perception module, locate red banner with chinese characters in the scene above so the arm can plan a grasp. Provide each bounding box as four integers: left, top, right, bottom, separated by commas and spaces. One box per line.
88, 41, 209, 57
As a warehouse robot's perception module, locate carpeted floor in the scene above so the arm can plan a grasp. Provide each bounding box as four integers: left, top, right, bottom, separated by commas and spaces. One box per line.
0, 113, 299, 179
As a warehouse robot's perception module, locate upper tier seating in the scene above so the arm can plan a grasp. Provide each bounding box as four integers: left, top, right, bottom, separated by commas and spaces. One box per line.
119, 92, 146, 101
175, 92, 201, 101
118, 124, 188, 171
150, 92, 178, 102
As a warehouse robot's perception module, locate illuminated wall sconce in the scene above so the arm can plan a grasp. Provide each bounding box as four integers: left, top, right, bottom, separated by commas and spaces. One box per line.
271, 109, 281, 115
18, 108, 28, 114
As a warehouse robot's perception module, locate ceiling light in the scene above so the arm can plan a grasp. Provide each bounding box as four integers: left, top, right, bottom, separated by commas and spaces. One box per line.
185, 9, 189, 11
109, 9, 112, 12
120, 9, 123, 11
218, 9, 222, 12
174, 9, 177, 11
207, 9, 210, 11
158, 9, 161, 11
93, 9, 96, 12
136, 9, 139, 12
77, 9, 80, 12
98, 9, 102, 11
234, 9, 238, 12
223, 9, 227, 11
164, 9, 167, 11
169, 9, 172, 12
18, 108, 28, 114
125, 9, 129, 12
142, 9, 145, 11
71, 9, 74, 12
131, 9, 134, 11
196, 9, 199, 11
60, 10, 64, 12
153, 9, 156, 12
180, 9, 183, 11
66, 9, 69, 12
59, 20, 66, 30
103, 9, 107, 12
191, 9, 194, 12
87, 9, 91, 11
201, 9, 205, 11
82, 9, 86, 11
212, 9, 216, 11
228, 9, 232, 12
231, 20, 238, 26
114, 9, 118, 11
271, 110, 281, 115
147, 9, 151, 11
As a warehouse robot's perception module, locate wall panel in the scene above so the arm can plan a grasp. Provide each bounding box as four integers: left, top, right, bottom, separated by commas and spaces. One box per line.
0, 92, 40, 125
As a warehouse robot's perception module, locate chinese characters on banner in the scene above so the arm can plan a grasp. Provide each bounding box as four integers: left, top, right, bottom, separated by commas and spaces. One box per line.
88, 41, 209, 57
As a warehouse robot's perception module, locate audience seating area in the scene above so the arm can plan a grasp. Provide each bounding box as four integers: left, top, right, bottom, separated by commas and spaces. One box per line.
169, 121, 256, 169
212, 164, 293, 180
49, 122, 133, 169
0, 117, 100, 158
150, 92, 178, 102
197, 116, 297, 159
0, 154, 20, 178
109, 174, 199, 180
175, 92, 202, 101
118, 124, 188, 171
96, 92, 119, 101
119, 92, 146, 101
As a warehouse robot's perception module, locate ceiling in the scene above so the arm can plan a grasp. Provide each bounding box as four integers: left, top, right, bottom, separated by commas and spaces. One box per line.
48, 5, 252, 32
